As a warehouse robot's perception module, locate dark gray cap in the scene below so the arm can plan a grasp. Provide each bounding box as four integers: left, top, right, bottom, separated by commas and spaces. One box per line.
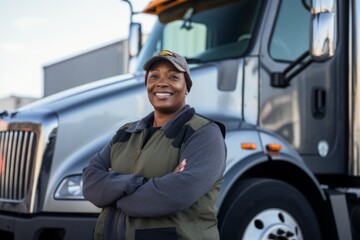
143, 50, 192, 92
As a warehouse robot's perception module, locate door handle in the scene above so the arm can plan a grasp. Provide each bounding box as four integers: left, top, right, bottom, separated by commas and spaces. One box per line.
312, 87, 326, 119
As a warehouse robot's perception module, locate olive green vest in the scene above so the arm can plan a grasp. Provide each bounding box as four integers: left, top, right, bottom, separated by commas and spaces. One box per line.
97, 111, 221, 240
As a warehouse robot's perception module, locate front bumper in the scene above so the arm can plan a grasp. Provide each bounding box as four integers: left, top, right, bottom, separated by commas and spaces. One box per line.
0, 212, 97, 240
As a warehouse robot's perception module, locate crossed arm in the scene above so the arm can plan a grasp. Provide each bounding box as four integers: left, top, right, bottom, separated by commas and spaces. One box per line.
82, 143, 146, 208
82, 123, 226, 216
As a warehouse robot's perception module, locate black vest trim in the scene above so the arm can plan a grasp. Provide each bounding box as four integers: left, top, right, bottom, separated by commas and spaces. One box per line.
112, 126, 132, 144
172, 125, 196, 149
165, 108, 195, 139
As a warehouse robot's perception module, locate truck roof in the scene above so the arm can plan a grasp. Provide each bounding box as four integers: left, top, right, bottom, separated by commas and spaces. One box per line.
143, 0, 240, 20
143, 0, 188, 15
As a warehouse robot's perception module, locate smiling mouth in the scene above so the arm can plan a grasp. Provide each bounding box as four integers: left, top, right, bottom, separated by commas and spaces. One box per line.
155, 93, 172, 97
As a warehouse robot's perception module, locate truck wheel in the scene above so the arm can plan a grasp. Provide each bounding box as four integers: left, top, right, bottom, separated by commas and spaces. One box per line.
218, 178, 321, 240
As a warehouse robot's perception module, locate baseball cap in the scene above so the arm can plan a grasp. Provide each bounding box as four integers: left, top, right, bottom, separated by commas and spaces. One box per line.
143, 50, 192, 92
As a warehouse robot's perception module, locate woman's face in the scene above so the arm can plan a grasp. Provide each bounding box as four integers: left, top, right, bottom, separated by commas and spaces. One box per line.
146, 60, 187, 115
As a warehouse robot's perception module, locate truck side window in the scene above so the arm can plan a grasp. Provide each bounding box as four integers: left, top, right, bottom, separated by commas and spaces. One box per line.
270, 0, 310, 61
162, 20, 207, 58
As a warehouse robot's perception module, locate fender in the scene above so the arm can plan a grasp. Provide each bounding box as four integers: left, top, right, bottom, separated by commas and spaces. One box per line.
218, 127, 326, 208
218, 151, 268, 206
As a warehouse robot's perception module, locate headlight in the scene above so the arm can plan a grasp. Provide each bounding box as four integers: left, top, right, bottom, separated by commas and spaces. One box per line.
55, 175, 84, 200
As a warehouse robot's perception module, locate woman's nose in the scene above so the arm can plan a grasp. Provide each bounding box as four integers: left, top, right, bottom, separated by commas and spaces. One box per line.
156, 76, 169, 86
156, 82, 169, 87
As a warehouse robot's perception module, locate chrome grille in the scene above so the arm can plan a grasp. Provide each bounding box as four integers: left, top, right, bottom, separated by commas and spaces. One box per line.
0, 130, 36, 200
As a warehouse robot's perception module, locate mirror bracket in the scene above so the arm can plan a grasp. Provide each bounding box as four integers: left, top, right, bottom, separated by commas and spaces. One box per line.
271, 51, 313, 88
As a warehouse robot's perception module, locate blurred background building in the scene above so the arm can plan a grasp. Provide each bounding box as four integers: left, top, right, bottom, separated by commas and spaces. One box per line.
43, 39, 128, 96
0, 38, 129, 111
0, 95, 37, 112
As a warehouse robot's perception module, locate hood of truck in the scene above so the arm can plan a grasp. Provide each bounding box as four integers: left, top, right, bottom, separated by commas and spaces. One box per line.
19, 73, 143, 113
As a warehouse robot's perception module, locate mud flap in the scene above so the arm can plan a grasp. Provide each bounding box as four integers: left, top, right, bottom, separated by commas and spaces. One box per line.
329, 192, 352, 240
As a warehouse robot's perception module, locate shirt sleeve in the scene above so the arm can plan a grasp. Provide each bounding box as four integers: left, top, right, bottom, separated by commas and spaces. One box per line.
82, 142, 146, 208
116, 122, 226, 217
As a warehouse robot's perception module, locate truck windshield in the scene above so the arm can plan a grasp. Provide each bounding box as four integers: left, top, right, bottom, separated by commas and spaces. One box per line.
135, 0, 262, 72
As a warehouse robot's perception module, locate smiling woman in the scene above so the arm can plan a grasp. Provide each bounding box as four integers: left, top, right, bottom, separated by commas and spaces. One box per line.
144, 50, 191, 125
146, 60, 187, 124
82, 50, 227, 240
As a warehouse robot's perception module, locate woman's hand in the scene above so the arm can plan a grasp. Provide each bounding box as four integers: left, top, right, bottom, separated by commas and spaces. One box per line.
173, 159, 186, 173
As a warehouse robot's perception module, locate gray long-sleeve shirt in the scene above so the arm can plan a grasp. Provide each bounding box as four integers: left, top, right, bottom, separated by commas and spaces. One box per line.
116, 122, 226, 217
83, 122, 226, 217
83, 105, 226, 221
82, 143, 146, 208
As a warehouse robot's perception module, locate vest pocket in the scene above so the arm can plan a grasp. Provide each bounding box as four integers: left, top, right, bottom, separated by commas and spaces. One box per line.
135, 227, 178, 240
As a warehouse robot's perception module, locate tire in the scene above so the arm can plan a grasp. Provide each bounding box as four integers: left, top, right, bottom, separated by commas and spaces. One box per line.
218, 178, 321, 240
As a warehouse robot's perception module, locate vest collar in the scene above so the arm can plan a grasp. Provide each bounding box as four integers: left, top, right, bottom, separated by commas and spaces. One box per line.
126, 105, 193, 133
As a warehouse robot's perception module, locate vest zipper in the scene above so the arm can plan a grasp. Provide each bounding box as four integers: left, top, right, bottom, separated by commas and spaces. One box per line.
121, 131, 145, 239
132, 130, 145, 173
132, 149, 142, 173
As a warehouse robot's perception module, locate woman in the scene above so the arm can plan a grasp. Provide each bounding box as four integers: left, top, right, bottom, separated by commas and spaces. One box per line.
83, 50, 226, 240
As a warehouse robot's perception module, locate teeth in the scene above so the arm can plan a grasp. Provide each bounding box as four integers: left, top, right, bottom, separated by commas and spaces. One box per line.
156, 93, 171, 96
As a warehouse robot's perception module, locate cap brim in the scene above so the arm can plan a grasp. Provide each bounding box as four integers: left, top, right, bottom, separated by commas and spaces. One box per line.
143, 56, 186, 72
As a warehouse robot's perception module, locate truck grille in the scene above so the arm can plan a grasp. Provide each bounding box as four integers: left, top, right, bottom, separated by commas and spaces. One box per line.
0, 130, 37, 200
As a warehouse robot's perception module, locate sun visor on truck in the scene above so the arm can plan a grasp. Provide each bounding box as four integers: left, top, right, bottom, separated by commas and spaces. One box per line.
143, 0, 240, 23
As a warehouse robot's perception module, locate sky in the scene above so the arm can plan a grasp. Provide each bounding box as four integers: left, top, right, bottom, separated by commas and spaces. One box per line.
0, 0, 155, 99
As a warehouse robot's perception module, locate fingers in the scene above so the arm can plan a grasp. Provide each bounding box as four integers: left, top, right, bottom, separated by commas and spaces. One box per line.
179, 159, 187, 172
174, 159, 187, 173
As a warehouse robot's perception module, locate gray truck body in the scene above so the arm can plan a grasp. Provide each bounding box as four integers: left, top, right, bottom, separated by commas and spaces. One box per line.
0, 0, 359, 239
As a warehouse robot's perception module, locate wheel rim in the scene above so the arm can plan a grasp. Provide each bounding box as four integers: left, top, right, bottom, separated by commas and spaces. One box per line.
242, 208, 303, 240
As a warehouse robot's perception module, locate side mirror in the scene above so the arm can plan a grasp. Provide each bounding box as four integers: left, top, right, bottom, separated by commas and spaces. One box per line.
310, 0, 337, 61
129, 22, 142, 58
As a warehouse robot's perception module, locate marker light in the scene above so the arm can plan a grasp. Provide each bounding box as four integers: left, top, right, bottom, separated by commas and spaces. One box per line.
266, 144, 282, 152
241, 143, 257, 150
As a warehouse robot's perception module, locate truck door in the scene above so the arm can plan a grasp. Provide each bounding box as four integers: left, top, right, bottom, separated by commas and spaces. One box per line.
258, 0, 347, 174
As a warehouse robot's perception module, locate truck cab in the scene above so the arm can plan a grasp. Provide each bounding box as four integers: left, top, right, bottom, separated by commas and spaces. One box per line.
0, 0, 359, 239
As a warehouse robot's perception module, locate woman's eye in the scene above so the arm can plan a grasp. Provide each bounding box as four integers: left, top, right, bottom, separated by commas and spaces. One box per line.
169, 75, 179, 80
149, 74, 158, 79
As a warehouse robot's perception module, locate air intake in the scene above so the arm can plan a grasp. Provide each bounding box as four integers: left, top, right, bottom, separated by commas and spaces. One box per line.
0, 130, 36, 200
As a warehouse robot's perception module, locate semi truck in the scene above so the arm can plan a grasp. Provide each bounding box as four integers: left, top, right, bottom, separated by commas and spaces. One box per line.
0, 0, 359, 239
